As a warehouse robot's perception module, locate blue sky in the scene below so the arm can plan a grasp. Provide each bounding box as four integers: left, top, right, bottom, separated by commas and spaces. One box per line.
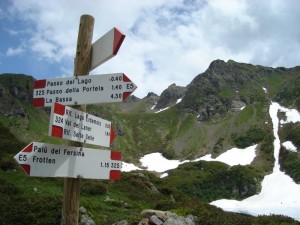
1, 0, 300, 98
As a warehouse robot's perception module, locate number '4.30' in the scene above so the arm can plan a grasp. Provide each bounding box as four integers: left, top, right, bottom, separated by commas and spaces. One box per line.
111, 93, 122, 99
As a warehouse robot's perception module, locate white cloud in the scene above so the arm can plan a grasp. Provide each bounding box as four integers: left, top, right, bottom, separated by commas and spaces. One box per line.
6, 45, 25, 56
4, 0, 300, 97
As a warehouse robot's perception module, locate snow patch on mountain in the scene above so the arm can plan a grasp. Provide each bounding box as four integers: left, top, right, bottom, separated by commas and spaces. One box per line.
282, 141, 297, 152
210, 102, 300, 221
194, 145, 257, 166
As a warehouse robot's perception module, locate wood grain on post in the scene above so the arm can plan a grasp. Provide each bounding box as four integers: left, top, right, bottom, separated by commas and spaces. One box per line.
61, 15, 94, 225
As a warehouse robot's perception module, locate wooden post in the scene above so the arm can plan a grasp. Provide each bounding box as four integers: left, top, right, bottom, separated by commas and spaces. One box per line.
61, 15, 94, 225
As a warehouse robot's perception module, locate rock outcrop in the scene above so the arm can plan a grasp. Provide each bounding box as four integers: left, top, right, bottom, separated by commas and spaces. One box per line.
113, 209, 197, 225
79, 206, 95, 225
154, 84, 185, 110
0, 74, 33, 118
0, 85, 28, 118
182, 59, 278, 121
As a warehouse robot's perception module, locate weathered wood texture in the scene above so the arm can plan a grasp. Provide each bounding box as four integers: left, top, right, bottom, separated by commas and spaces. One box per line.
61, 14, 94, 225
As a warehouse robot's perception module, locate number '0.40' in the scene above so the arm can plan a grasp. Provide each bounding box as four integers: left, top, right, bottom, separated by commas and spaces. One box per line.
110, 76, 122, 82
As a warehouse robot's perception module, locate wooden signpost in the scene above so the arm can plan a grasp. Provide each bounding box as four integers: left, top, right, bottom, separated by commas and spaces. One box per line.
14, 14, 134, 225
61, 15, 94, 225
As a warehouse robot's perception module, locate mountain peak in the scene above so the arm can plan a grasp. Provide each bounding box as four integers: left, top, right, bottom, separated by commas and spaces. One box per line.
146, 92, 158, 98
154, 83, 185, 110
208, 59, 227, 70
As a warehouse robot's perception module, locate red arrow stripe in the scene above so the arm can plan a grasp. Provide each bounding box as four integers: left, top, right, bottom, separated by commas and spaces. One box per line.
22, 143, 33, 152
113, 28, 125, 55
34, 79, 46, 89
54, 102, 65, 115
33, 98, 45, 107
20, 164, 31, 175
109, 170, 121, 180
110, 151, 122, 161
51, 125, 63, 138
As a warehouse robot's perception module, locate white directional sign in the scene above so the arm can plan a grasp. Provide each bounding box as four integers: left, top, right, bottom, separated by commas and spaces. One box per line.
32, 73, 137, 107
14, 142, 122, 180
49, 103, 115, 147
90, 27, 125, 71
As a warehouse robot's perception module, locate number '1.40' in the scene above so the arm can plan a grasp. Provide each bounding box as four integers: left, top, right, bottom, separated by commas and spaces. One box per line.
112, 84, 122, 90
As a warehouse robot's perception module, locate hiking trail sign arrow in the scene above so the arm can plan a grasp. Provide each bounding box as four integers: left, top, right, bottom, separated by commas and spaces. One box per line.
49, 102, 115, 147
90, 27, 125, 71
14, 142, 122, 180
33, 73, 137, 107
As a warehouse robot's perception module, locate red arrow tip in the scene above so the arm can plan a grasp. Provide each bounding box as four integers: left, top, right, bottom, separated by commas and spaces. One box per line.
113, 28, 125, 55
22, 143, 33, 153
123, 74, 131, 82
123, 92, 132, 101
20, 164, 31, 175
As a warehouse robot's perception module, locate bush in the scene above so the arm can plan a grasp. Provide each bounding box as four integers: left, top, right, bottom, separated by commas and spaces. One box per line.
0, 157, 18, 171
284, 122, 300, 148
0, 122, 26, 154
254, 214, 300, 224
260, 133, 274, 155
0, 195, 61, 225
213, 137, 224, 154
232, 127, 266, 148
162, 148, 175, 159
280, 150, 300, 184
164, 161, 262, 203
80, 180, 107, 195
0, 177, 22, 195
192, 204, 252, 225
154, 199, 175, 211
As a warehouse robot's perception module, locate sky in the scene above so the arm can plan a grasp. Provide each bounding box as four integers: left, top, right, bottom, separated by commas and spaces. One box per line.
122, 100, 300, 221
1, 0, 300, 98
